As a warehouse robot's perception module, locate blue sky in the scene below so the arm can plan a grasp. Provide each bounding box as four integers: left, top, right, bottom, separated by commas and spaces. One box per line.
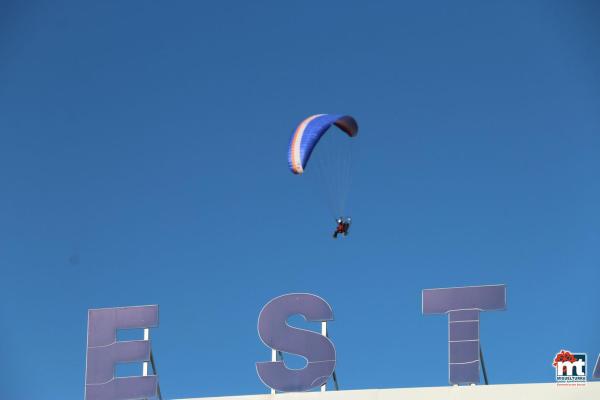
1, 1, 599, 398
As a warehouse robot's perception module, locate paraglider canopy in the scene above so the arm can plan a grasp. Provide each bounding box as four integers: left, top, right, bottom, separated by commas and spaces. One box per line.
288, 114, 358, 175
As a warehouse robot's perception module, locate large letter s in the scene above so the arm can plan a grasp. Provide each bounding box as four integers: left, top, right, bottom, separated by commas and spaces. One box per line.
256, 293, 335, 392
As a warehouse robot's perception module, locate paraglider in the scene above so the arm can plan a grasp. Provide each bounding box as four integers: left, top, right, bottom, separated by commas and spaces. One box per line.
333, 217, 351, 239
288, 114, 358, 237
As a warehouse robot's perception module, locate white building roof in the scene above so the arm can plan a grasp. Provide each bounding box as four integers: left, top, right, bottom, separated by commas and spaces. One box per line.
177, 382, 599, 400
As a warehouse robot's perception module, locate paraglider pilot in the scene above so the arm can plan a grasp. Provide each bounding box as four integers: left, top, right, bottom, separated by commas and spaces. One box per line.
333, 217, 351, 239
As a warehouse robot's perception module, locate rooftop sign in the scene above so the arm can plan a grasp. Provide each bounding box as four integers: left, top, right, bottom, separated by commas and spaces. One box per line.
83, 284, 600, 400
85, 305, 159, 400
256, 293, 336, 392
422, 284, 507, 385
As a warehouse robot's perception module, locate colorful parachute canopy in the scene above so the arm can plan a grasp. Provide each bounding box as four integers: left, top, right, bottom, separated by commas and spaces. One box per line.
288, 114, 358, 174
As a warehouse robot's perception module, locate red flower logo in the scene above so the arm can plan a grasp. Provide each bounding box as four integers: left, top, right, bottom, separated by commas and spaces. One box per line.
554, 350, 577, 375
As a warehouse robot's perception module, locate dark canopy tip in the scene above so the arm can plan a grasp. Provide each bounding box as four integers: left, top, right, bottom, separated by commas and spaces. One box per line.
334, 115, 358, 137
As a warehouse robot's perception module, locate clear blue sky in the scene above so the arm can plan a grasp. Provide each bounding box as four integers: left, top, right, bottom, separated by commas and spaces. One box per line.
1, 1, 599, 398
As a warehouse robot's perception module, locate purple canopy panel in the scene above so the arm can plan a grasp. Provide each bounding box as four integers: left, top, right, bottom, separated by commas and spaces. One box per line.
85, 305, 159, 400
422, 285, 506, 385
594, 354, 600, 379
